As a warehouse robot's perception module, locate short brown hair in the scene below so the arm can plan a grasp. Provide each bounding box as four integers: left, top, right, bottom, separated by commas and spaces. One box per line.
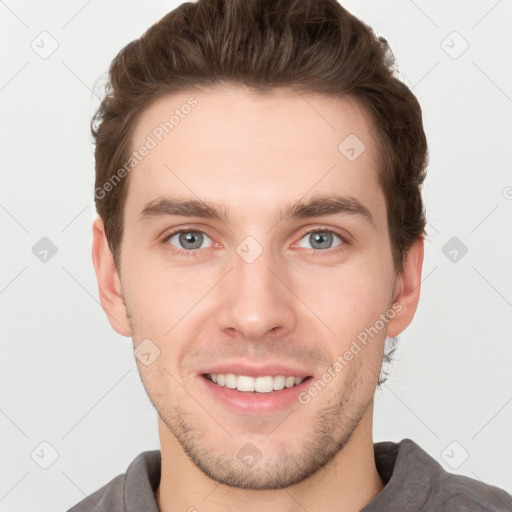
92, 0, 428, 274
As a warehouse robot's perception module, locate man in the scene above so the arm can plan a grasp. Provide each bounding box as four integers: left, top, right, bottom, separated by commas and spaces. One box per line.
69, 0, 512, 510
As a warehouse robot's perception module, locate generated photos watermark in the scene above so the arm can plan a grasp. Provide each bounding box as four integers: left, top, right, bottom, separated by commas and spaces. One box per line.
298, 302, 403, 405
95, 96, 198, 200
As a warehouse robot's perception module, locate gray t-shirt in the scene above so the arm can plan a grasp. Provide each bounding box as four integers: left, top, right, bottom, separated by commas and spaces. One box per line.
66, 438, 512, 511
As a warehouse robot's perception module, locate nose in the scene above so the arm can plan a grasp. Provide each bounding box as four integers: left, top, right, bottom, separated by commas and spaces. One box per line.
215, 244, 298, 341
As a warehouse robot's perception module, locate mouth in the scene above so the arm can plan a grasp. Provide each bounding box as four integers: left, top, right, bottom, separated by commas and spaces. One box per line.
202, 373, 313, 394
198, 364, 316, 415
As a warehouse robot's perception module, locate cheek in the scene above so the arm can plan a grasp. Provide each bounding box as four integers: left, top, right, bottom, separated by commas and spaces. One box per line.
299, 261, 391, 322
122, 259, 218, 372
291, 267, 392, 371
123, 255, 208, 320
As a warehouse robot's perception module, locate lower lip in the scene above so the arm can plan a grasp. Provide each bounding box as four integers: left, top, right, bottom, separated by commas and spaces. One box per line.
199, 375, 314, 416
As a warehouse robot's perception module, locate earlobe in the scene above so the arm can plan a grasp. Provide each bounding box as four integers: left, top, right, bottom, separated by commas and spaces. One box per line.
386, 236, 424, 338
91, 216, 132, 337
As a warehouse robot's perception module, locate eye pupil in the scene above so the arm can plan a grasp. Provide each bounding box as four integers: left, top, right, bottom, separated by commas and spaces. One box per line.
310, 231, 333, 250
179, 231, 203, 250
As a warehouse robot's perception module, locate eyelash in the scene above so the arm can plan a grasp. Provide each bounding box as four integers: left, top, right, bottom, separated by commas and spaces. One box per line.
160, 225, 349, 257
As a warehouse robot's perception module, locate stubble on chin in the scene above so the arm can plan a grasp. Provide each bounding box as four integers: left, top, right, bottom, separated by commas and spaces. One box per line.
153, 361, 375, 491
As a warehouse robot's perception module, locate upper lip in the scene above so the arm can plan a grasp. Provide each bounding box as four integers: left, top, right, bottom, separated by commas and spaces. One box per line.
199, 361, 314, 378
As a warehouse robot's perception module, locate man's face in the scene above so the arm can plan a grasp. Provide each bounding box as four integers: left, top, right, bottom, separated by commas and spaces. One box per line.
100, 87, 414, 489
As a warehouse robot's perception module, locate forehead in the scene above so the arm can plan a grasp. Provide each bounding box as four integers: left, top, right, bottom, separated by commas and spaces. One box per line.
125, 86, 386, 229
131, 86, 378, 159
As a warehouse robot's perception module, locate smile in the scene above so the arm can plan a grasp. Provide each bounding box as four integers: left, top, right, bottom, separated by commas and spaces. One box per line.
204, 373, 307, 393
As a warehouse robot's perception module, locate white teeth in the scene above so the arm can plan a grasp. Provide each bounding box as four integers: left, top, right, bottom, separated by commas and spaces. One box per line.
208, 374, 306, 393
237, 375, 255, 392
255, 376, 274, 393
225, 373, 237, 389
285, 376, 295, 388
273, 375, 285, 390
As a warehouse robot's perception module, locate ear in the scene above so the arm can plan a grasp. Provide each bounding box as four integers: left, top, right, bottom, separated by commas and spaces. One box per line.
91, 216, 132, 337
386, 236, 424, 338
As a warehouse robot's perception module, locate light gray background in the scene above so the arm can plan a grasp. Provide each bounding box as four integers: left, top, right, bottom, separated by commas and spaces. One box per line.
1, 1, 511, 510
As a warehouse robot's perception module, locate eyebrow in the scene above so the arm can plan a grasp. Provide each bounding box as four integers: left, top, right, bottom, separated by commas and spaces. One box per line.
138, 194, 375, 227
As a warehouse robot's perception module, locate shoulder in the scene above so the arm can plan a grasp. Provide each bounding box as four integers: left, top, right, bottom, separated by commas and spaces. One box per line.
65, 450, 161, 512
401, 439, 512, 511
66, 473, 126, 512
435, 471, 512, 511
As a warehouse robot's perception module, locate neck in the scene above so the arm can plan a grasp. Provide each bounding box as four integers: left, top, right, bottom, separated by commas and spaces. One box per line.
155, 405, 385, 512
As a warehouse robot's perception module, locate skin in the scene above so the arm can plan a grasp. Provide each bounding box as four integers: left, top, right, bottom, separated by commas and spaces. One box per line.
92, 86, 423, 512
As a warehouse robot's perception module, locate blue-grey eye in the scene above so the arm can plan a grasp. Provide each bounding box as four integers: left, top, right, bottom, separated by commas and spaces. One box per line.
297, 230, 343, 250
168, 231, 213, 250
